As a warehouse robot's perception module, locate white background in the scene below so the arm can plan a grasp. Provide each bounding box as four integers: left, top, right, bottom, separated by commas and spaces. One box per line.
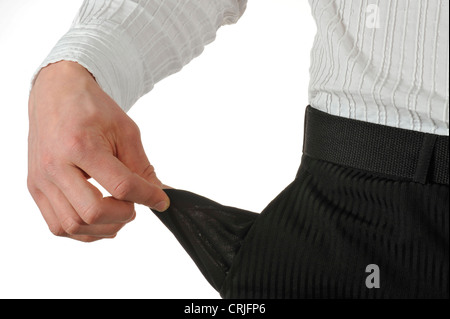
0, 0, 315, 298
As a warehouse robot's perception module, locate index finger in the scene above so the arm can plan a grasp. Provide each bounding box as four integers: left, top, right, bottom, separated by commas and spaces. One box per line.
74, 150, 170, 211
52, 165, 136, 224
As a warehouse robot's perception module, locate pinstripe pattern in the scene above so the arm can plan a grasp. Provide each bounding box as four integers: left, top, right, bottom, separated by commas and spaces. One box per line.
220, 155, 449, 299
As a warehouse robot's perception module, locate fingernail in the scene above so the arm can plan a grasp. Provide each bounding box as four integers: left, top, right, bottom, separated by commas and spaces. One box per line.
154, 201, 169, 212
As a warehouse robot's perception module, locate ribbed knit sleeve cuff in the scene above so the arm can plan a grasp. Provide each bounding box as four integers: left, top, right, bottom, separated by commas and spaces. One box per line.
31, 22, 145, 112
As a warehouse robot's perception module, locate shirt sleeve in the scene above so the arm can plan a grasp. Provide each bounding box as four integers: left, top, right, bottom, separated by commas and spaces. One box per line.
32, 0, 247, 112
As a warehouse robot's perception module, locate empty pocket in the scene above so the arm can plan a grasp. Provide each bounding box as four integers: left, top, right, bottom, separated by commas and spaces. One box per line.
151, 189, 258, 291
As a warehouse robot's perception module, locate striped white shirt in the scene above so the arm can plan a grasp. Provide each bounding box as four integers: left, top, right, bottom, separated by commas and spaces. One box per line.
34, 0, 449, 135
308, 0, 449, 135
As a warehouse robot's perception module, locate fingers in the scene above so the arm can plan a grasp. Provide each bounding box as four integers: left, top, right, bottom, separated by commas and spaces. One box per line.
29, 165, 136, 242
116, 130, 164, 187
28, 185, 64, 237
74, 150, 170, 212
28, 61, 167, 243
29, 186, 106, 243
50, 180, 131, 237
55, 165, 136, 224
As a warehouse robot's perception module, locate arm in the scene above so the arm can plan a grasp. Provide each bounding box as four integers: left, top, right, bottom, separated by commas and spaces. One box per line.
28, 0, 247, 242
32, 0, 247, 112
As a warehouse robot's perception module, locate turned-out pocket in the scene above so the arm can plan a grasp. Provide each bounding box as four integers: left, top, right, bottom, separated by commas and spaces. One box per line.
151, 189, 258, 291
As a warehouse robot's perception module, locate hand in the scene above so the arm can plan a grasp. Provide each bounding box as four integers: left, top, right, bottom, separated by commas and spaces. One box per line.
27, 61, 170, 242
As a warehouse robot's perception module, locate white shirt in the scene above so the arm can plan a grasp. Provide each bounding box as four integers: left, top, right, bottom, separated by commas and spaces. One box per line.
34, 0, 449, 136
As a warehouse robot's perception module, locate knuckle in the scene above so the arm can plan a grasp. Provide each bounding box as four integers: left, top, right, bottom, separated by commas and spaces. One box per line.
123, 120, 141, 140
61, 217, 81, 235
48, 223, 66, 237
27, 176, 39, 196
63, 134, 90, 157
39, 152, 58, 177
61, 131, 101, 164
141, 164, 156, 179
132, 124, 141, 138
81, 203, 101, 225
112, 177, 134, 200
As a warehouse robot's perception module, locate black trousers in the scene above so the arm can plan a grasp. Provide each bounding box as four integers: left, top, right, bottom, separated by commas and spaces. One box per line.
152, 106, 449, 299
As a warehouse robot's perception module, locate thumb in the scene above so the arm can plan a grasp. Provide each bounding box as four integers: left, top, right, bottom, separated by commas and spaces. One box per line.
115, 128, 170, 210
117, 129, 164, 186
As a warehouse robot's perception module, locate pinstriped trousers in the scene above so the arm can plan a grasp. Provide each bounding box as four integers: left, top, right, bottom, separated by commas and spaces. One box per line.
220, 154, 448, 298
153, 106, 449, 299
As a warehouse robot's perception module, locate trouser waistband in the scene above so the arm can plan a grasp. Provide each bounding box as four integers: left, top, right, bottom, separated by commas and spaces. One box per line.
302, 105, 449, 185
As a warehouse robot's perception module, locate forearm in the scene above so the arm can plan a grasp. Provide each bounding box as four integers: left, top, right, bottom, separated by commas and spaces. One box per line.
32, 0, 247, 112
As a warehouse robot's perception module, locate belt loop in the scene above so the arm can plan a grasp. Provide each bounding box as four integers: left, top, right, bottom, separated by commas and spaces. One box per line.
413, 134, 438, 184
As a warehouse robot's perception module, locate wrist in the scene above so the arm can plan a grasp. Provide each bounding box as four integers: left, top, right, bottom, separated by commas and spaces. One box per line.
35, 61, 95, 86
29, 61, 98, 115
